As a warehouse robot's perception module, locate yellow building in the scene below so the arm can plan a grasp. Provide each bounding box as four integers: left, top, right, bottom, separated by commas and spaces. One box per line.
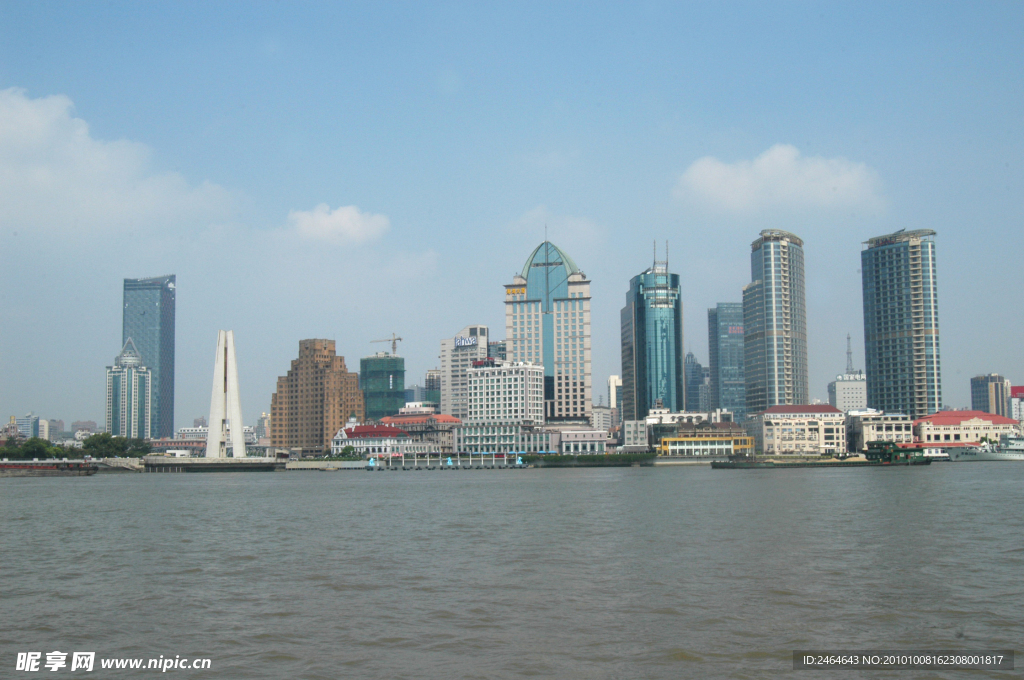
658, 432, 754, 457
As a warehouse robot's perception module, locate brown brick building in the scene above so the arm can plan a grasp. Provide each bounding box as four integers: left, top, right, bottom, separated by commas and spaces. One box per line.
270, 339, 365, 455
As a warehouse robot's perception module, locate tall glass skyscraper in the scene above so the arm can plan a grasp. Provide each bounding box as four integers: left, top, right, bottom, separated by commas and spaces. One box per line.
708, 303, 745, 419
742, 230, 808, 414
505, 241, 591, 422
620, 260, 683, 420
862, 229, 941, 419
123, 275, 175, 438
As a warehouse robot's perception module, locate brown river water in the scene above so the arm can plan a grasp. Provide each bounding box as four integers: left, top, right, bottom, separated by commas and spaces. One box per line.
2, 464, 1021, 678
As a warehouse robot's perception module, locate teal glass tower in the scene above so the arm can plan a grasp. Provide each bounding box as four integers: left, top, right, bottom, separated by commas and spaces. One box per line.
620, 256, 683, 421
123, 275, 175, 438
862, 229, 941, 419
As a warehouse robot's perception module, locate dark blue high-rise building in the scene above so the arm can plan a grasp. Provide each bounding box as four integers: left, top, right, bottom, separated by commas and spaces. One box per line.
684, 352, 703, 411
123, 275, 175, 438
708, 303, 746, 419
620, 258, 683, 421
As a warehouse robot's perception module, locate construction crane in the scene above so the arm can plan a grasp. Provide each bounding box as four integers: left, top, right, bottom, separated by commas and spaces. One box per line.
371, 333, 403, 356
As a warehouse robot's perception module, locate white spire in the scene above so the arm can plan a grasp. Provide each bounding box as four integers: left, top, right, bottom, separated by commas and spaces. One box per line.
205, 330, 246, 458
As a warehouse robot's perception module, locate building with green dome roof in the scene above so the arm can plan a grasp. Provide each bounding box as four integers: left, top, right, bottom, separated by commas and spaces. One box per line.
504, 241, 592, 423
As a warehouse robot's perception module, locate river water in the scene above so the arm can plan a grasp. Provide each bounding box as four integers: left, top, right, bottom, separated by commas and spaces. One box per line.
2, 464, 1021, 679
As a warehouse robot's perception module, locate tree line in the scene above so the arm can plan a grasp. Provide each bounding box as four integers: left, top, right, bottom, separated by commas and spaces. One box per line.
1, 433, 151, 460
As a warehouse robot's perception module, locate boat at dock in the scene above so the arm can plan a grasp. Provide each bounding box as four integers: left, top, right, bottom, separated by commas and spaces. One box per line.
712, 441, 931, 470
947, 436, 1024, 462
0, 460, 99, 477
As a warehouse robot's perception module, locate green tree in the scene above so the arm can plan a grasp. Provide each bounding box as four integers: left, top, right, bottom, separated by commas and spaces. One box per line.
19, 437, 54, 460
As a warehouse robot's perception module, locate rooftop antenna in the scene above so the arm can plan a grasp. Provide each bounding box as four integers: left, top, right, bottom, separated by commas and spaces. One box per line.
846, 333, 854, 374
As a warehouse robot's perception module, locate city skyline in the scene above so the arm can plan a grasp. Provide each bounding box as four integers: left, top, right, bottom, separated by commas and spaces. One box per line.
2, 4, 1022, 427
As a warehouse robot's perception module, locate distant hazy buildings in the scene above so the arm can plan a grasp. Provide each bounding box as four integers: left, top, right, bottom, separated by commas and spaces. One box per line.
123, 275, 175, 438
506, 241, 592, 422
361, 352, 405, 421
862, 229, 941, 419
104, 339, 152, 440
684, 353, 703, 413
970, 374, 1011, 418
620, 255, 684, 420
424, 369, 442, 406
707, 303, 746, 420
15, 414, 41, 439
743, 230, 808, 415
271, 339, 365, 456
439, 325, 489, 420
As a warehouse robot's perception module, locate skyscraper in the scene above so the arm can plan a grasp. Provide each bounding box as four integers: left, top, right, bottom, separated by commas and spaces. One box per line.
971, 374, 1011, 418
683, 352, 703, 412
620, 255, 683, 420
861, 229, 941, 419
708, 303, 746, 419
105, 338, 152, 439
360, 352, 405, 421
439, 325, 489, 420
505, 241, 591, 422
123, 275, 175, 438
270, 339, 365, 455
743, 230, 808, 414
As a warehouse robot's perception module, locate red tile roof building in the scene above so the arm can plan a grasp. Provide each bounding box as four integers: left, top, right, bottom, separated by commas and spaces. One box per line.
913, 410, 1021, 444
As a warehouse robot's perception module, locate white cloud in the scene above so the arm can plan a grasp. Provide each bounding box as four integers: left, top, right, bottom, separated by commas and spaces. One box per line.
0, 87, 232, 234
286, 203, 389, 245
675, 144, 884, 214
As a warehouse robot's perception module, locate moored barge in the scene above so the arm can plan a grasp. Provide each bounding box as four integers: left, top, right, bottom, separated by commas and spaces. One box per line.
0, 460, 99, 477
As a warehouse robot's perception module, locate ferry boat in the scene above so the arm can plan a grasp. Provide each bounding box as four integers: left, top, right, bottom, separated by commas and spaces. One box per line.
0, 460, 99, 477
947, 436, 1024, 462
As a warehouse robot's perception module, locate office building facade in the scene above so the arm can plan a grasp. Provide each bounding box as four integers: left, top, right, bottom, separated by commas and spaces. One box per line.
620, 259, 684, 420
708, 303, 746, 420
505, 241, 592, 422
970, 374, 1011, 418
743, 230, 808, 414
828, 373, 868, 412
105, 338, 152, 440
861, 229, 941, 419
270, 339, 365, 455
123, 275, 175, 438
360, 352, 405, 421
439, 325, 490, 420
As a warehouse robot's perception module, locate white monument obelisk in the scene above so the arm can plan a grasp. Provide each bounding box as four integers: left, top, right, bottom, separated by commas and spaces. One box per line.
205, 330, 246, 458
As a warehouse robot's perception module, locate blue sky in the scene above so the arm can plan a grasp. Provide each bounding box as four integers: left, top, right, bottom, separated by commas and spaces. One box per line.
1, 2, 1022, 429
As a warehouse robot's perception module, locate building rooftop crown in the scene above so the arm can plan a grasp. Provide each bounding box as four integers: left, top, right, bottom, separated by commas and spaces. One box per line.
520, 241, 582, 280
864, 229, 936, 248
752, 229, 803, 249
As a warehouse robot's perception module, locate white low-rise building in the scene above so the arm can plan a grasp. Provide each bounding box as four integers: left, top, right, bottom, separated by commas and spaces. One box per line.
559, 429, 607, 454
747, 405, 846, 456
465, 359, 545, 426
331, 424, 432, 458
846, 410, 913, 452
